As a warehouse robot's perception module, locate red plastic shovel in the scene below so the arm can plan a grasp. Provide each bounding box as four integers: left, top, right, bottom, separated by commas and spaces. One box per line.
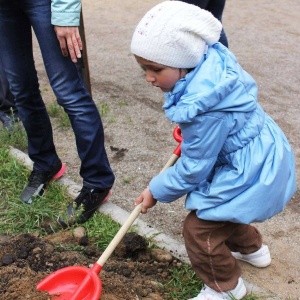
36, 126, 182, 300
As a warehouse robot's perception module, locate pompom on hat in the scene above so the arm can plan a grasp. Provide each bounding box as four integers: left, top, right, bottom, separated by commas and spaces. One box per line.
131, 1, 222, 68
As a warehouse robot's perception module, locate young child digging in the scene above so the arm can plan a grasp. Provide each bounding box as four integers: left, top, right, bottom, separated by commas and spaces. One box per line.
131, 1, 297, 299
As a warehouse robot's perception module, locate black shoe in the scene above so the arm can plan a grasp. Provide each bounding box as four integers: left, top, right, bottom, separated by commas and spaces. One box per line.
21, 161, 66, 204
57, 187, 111, 228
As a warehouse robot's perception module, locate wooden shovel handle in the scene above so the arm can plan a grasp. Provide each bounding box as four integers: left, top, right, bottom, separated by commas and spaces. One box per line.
96, 151, 180, 267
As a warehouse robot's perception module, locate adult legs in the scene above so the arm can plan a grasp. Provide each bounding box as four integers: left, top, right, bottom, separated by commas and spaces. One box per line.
0, 1, 59, 168
206, 0, 228, 47
0, 0, 114, 189
29, 0, 114, 189
178, 0, 228, 47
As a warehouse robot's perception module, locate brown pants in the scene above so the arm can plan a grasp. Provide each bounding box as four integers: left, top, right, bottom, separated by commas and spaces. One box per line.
183, 211, 262, 292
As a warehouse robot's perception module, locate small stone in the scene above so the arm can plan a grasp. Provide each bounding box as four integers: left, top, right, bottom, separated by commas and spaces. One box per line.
44, 243, 55, 255
151, 248, 173, 263
32, 247, 42, 254
73, 226, 86, 239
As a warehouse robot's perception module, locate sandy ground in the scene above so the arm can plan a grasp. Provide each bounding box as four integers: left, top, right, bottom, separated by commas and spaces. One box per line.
30, 0, 300, 299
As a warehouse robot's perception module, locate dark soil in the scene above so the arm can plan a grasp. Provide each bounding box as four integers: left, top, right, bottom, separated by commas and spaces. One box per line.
0, 232, 180, 300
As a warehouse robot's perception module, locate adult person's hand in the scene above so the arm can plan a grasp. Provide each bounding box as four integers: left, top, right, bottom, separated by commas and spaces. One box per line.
54, 26, 83, 63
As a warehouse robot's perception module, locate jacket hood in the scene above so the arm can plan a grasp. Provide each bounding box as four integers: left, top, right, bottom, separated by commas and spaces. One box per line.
163, 43, 258, 123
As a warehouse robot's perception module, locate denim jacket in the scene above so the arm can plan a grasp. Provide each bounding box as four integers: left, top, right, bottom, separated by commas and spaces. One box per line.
51, 0, 81, 26
149, 43, 296, 224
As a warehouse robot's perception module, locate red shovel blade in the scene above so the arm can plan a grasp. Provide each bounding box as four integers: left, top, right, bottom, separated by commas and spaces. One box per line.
36, 265, 102, 300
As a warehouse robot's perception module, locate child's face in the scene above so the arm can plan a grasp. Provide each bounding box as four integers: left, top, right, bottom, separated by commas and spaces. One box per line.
135, 55, 188, 92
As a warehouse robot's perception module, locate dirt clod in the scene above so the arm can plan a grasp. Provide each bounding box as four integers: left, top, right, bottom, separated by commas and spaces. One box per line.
0, 232, 178, 300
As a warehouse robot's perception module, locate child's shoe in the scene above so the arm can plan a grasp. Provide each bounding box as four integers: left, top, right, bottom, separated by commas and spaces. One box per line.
231, 244, 271, 268
189, 277, 247, 300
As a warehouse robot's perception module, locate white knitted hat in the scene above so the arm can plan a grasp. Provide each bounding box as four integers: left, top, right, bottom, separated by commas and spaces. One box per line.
131, 1, 222, 68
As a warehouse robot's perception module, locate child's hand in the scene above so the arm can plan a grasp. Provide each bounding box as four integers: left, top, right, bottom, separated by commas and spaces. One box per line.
135, 187, 157, 214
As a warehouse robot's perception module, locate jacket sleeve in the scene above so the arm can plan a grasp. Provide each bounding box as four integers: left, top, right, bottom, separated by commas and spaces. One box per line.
149, 115, 230, 202
51, 0, 81, 26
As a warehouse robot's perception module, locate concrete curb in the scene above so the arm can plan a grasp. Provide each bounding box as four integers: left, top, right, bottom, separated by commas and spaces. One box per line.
9, 146, 274, 298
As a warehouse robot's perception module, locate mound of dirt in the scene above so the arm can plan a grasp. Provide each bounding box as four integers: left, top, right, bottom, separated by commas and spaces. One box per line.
0, 232, 181, 300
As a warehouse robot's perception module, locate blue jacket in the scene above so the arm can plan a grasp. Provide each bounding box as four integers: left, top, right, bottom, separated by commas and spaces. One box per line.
149, 43, 297, 224
51, 0, 81, 26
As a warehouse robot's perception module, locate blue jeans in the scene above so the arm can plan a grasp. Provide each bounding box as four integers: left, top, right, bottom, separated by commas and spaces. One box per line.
0, 58, 16, 114
0, 0, 115, 189
179, 0, 228, 47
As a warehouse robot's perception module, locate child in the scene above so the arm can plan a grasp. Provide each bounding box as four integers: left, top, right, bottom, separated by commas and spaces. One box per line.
131, 1, 297, 299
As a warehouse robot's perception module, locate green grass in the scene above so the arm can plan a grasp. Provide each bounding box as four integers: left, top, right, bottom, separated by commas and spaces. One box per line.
0, 140, 121, 240
164, 264, 203, 299
47, 101, 71, 127
0, 135, 260, 300
0, 147, 70, 235
0, 124, 27, 151
84, 214, 122, 249
97, 102, 110, 117
122, 176, 133, 184
242, 295, 260, 300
